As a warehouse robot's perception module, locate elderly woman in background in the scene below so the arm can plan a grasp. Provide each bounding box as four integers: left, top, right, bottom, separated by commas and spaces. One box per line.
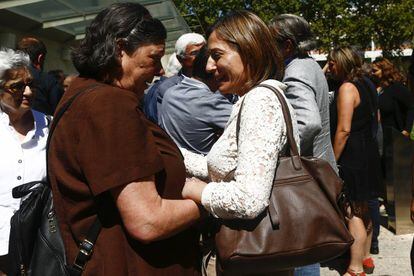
328, 46, 382, 276
48, 3, 203, 275
180, 11, 299, 275
372, 57, 414, 137
0, 48, 49, 276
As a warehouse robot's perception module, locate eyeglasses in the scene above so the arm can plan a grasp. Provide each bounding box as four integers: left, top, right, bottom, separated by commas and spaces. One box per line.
182, 50, 200, 58
3, 80, 33, 94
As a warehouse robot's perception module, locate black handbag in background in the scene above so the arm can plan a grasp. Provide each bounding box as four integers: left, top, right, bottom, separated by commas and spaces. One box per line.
9, 181, 69, 276
8, 84, 101, 276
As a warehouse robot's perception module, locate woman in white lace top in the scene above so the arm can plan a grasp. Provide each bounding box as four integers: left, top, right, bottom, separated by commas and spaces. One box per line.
181, 11, 300, 222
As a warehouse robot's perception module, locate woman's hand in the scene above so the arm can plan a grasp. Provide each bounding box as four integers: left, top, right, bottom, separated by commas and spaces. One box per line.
182, 177, 207, 204
402, 130, 410, 137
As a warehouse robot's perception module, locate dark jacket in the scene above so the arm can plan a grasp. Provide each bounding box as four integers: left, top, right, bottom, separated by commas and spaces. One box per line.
378, 82, 414, 132
29, 66, 64, 116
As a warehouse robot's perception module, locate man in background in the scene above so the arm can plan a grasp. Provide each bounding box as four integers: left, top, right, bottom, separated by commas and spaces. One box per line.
270, 14, 337, 276
17, 37, 64, 115
159, 45, 233, 154
143, 33, 206, 124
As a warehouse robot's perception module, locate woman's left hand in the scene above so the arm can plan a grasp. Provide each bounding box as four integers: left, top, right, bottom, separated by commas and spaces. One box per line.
182, 177, 207, 203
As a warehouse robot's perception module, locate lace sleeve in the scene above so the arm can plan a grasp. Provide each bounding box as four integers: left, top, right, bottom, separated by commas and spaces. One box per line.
180, 147, 209, 180
201, 88, 288, 219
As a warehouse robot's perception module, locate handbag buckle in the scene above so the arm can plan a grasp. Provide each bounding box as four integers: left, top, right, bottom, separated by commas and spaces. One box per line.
79, 239, 94, 256
73, 239, 94, 271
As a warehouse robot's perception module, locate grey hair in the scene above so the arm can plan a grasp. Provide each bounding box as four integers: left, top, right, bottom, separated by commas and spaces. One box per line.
175, 33, 206, 58
0, 48, 30, 85
269, 14, 318, 57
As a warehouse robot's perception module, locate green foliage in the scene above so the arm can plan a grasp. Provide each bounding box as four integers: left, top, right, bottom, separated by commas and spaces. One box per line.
173, 0, 414, 54
367, 0, 414, 56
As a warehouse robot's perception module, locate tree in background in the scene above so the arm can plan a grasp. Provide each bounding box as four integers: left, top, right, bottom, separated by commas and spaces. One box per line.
173, 0, 414, 54
350, 0, 414, 57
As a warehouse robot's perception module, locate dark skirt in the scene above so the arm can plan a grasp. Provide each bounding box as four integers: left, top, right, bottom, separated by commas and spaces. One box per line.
338, 129, 382, 202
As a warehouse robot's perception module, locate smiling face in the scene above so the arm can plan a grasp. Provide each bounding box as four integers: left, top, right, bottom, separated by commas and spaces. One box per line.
118, 42, 165, 96
206, 31, 246, 95
0, 67, 33, 112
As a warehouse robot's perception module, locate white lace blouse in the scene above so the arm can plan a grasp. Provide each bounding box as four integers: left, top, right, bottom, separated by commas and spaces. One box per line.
181, 79, 300, 220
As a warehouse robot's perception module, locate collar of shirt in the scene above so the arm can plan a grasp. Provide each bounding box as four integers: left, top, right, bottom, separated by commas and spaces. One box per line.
181, 76, 211, 92
0, 109, 49, 144
284, 57, 295, 66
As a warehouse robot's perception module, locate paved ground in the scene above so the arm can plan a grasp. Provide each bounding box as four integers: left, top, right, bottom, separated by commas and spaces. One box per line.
321, 226, 413, 276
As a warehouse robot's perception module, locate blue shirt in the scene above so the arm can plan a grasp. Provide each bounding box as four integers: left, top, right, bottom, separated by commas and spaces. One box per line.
143, 73, 184, 123
159, 76, 233, 155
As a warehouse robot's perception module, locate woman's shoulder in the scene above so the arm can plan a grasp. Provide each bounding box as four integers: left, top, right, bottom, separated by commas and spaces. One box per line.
60, 78, 144, 125
340, 81, 358, 90
240, 80, 289, 119
246, 79, 287, 101
79, 83, 140, 116
92, 83, 138, 103
67, 77, 138, 105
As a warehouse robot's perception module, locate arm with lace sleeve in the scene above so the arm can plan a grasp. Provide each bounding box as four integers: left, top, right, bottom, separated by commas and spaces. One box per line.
201, 89, 287, 219
180, 147, 209, 180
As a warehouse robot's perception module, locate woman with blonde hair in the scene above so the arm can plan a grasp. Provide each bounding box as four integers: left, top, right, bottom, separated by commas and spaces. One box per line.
180, 10, 299, 275
328, 46, 382, 276
372, 57, 414, 136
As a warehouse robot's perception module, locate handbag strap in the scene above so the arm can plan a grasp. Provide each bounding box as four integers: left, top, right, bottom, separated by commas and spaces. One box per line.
46, 83, 103, 275
235, 83, 301, 169
232, 83, 302, 228
46, 84, 100, 151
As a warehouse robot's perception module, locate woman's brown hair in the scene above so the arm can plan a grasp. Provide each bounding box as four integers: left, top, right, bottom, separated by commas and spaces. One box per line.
328, 46, 364, 82
373, 57, 406, 87
207, 10, 284, 94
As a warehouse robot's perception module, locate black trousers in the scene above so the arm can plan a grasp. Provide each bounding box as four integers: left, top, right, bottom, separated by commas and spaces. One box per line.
368, 198, 380, 247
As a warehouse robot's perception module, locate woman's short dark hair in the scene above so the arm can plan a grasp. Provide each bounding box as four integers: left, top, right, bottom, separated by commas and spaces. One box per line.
269, 14, 317, 58
72, 3, 166, 81
207, 11, 283, 94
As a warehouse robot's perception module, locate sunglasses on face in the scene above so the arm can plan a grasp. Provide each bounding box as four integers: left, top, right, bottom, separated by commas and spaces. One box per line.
3, 80, 33, 94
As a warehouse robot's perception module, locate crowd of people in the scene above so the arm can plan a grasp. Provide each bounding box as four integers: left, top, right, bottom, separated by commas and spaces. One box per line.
1, 2, 414, 276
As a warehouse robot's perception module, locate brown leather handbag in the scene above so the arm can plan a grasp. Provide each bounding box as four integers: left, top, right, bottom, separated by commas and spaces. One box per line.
214, 84, 353, 275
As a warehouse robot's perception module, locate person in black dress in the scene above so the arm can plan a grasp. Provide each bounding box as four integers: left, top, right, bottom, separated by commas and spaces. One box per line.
372, 57, 414, 137
328, 46, 381, 276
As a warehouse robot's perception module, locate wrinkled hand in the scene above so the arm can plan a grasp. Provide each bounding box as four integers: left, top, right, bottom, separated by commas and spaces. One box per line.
182, 177, 207, 203
411, 198, 414, 224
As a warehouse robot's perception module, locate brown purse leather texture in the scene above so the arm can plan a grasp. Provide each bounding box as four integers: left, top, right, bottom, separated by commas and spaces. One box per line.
214, 84, 354, 275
